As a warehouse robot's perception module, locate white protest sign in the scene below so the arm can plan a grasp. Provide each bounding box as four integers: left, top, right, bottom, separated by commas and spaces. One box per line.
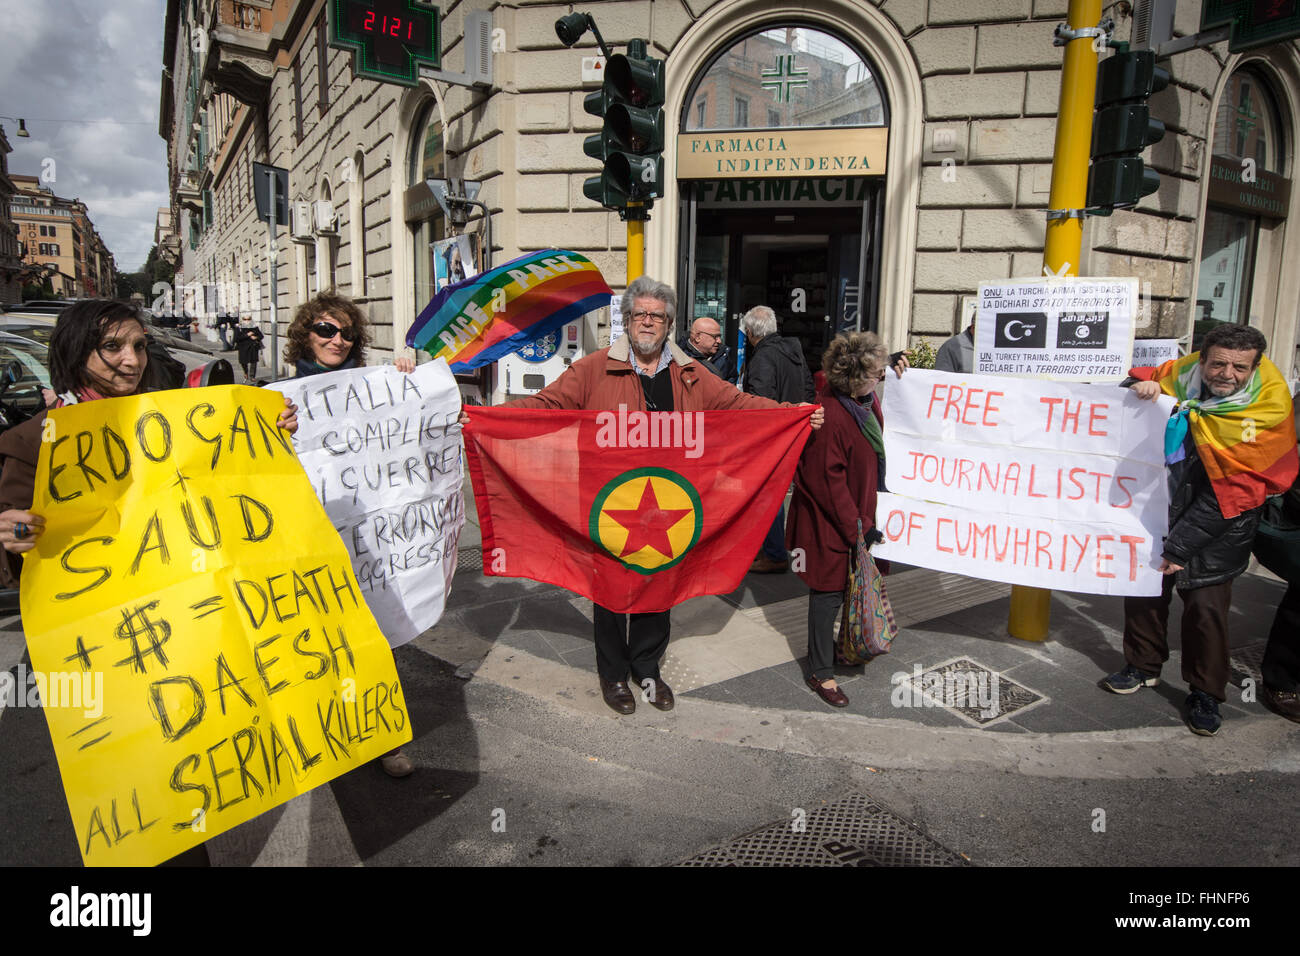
1131, 338, 1181, 368
272, 362, 466, 646
974, 277, 1138, 380
608, 294, 624, 342
875, 368, 1174, 596
876, 493, 1161, 596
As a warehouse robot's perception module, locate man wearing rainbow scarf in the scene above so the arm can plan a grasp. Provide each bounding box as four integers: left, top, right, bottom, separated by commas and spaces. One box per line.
1101, 325, 1298, 736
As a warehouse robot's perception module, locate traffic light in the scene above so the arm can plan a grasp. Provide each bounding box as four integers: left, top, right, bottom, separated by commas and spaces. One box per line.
582, 40, 664, 214
1087, 50, 1170, 212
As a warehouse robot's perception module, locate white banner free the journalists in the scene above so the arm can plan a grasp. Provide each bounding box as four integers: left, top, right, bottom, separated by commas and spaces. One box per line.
272, 361, 466, 646
874, 369, 1175, 596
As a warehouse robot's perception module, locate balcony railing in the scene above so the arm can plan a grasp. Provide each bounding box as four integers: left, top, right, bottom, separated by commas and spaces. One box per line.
231, 2, 261, 32
205, 1, 274, 107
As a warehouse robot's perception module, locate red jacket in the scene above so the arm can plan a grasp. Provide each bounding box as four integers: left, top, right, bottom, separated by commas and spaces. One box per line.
786, 385, 882, 592
506, 335, 785, 413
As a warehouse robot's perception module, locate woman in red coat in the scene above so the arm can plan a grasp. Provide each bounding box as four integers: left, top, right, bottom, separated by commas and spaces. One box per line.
786, 331, 889, 708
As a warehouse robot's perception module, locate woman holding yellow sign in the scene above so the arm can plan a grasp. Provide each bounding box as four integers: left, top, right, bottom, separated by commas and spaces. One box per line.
0, 299, 299, 580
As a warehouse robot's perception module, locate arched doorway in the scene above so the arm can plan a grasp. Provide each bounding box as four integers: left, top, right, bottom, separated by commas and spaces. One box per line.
675, 24, 890, 373
1197, 63, 1293, 356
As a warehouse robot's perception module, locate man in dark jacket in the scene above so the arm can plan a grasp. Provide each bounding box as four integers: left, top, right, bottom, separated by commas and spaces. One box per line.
1255, 387, 1300, 723
677, 317, 737, 383
741, 305, 814, 573
1102, 325, 1297, 736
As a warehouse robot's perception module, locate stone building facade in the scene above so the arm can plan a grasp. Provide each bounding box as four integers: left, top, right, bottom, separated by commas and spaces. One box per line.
0, 125, 23, 307
8, 174, 117, 300
162, 0, 1300, 388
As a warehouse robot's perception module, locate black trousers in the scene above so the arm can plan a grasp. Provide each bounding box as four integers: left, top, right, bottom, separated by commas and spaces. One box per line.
1123, 575, 1232, 701
1263, 582, 1300, 693
593, 605, 670, 682
807, 589, 844, 682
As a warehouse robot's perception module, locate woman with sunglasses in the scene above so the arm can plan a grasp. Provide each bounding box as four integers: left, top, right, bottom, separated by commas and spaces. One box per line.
282, 292, 418, 779
283, 291, 415, 378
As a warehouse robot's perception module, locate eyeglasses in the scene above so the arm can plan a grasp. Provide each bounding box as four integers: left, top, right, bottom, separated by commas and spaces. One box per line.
632, 310, 668, 324
695, 330, 722, 340
310, 322, 358, 342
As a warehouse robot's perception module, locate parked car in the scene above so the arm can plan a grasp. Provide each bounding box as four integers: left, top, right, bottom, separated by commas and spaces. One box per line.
2, 301, 216, 357
0, 330, 52, 431
0, 331, 52, 614
1, 299, 77, 317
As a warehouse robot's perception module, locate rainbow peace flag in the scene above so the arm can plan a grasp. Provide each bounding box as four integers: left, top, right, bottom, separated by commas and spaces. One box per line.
406, 249, 614, 372
1133, 353, 1297, 518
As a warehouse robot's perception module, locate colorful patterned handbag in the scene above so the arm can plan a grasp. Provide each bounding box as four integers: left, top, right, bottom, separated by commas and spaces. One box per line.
836, 519, 898, 664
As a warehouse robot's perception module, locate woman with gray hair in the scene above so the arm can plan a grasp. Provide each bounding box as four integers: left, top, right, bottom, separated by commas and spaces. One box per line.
785, 331, 889, 707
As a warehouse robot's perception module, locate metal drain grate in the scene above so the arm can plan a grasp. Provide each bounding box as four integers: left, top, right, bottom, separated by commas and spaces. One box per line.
1229, 640, 1266, 688
902, 657, 1046, 727
678, 792, 969, 867
457, 547, 483, 572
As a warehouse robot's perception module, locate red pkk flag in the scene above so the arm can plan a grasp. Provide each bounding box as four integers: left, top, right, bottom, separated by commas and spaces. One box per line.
464, 405, 814, 612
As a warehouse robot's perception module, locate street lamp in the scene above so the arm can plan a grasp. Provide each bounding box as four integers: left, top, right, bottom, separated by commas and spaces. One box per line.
0, 116, 30, 137
554, 12, 612, 58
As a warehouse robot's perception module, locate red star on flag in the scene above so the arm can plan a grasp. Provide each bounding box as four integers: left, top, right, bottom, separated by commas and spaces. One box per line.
604, 479, 692, 559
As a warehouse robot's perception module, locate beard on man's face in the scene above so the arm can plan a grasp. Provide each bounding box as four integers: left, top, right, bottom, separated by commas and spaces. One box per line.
630, 326, 667, 358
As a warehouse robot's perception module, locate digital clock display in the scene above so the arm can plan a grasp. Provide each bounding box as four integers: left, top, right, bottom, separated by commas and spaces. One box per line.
350, 7, 428, 55
330, 0, 441, 85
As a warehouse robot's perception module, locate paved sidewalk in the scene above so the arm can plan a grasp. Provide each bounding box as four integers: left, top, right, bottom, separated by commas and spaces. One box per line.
442, 472, 1298, 775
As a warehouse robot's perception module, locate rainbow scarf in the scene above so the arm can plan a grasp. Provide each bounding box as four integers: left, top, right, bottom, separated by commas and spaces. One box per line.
406, 249, 613, 372
1132, 353, 1298, 518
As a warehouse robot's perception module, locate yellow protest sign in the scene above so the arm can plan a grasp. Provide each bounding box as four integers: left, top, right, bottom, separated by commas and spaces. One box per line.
19, 386, 411, 866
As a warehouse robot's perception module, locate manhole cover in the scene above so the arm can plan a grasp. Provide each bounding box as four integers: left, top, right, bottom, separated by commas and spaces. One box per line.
457, 546, 483, 572
1229, 640, 1266, 688
678, 792, 969, 867
901, 657, 1046, 727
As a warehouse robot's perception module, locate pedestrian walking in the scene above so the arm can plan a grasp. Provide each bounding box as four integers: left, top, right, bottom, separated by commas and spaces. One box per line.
234, 317, 264, 383
786, 331, 890, 708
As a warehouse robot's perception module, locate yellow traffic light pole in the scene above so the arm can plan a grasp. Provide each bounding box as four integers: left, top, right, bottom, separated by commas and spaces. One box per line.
626, 208, 645, 283
1008, 0, 1102, 641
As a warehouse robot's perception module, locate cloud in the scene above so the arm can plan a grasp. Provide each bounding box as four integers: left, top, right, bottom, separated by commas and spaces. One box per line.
1, 0, 168, 272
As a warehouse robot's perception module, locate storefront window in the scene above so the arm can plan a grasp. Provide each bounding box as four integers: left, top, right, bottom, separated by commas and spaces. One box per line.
1211, 69, 1282, 170
408, 101, 445, 316
1196, 67, 1289, 347
685, 26, 885, 132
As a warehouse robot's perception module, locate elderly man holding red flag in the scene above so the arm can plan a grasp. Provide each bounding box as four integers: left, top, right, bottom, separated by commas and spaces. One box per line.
1101, 324, 1297, 736
464, 276, 823, 716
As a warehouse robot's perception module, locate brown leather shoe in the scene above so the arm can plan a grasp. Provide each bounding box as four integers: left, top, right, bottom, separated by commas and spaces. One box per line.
806, 676, 849, 708
1261, 684, 1300, 724
636, 676, 675, 711
750, 555, 789, 574
600, 678, 636, 715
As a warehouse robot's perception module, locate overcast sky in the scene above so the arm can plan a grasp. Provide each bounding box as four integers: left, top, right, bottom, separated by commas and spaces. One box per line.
0, 0, 169, 273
